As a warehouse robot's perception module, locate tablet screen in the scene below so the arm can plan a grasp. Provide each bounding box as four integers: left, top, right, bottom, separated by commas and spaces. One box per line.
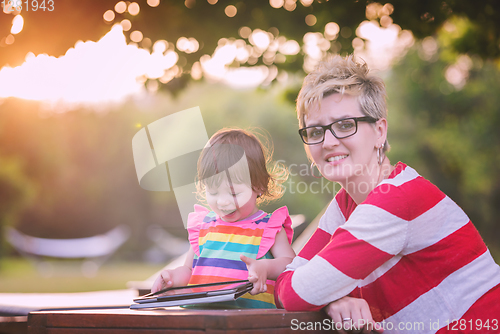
137, 280, 250, 302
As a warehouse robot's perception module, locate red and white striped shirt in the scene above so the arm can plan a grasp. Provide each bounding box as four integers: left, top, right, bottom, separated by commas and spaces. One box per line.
276, 162, 500, 333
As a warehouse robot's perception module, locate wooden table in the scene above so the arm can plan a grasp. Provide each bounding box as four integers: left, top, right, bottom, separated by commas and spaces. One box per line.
28, 308, 335, 333
0, 316, 27, 334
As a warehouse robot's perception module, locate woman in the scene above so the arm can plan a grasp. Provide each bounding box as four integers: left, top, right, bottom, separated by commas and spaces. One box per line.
275, 55, 500, 333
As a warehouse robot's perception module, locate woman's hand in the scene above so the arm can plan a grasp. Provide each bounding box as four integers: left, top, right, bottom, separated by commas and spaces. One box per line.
240, 255, 268, 295
325, 296, 383, 334
151, 269, 175, 293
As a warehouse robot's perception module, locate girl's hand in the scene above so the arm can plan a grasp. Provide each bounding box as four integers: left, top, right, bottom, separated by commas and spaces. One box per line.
325, 296, 383, 334
151, 269, 174, 293
240, 255, 268, 295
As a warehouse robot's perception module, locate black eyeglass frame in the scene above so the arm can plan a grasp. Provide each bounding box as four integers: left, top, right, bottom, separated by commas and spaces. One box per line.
298, 116, 378, 145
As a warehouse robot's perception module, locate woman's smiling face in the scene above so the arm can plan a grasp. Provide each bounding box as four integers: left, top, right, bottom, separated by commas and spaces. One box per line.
305, 93, 384, 184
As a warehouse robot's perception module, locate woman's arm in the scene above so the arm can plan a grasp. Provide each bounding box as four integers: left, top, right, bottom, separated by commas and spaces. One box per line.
151, 247, 194, 292
325, 297, 383, 334
240, 228, 295, 294
275, 202, 408, 311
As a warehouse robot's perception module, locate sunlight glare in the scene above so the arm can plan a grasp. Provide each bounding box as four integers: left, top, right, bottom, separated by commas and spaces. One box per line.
249, 30, 271, 50
355, 20, 414, 71
279, 40, 300, 55
11, 15, 24, 35
176, 37, 199, 53
224, 66, 270, 88
0, 25, 181, 109
200, 41, 271, 88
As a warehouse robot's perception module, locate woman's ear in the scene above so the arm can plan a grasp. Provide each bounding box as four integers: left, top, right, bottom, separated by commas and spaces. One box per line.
375, 118, 388, 147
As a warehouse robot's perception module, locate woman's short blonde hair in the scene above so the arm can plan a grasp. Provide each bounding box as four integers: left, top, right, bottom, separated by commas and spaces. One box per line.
296, 54, 389, 152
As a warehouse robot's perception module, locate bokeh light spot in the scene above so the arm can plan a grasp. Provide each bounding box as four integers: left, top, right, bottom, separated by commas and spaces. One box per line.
147, 0, 160, 7
142, 37, 152, 49
153, 40, 168, 53
305, 14, 317, 26
380, 15, 393, 28
270, 0, 284, 9
128, 2, 140, 16
103, 10, 115, 22
130, 30, 144, 43
340, 26, 352, 38
5, 34, 15, 45
121, 19, 132, 31
239, 26, 251, 39
191, 61, 203, 80
115, 1, 127, 14
284, 0, 296, 11
225, 5, 237, 17
249, 29, 271, 49
279, 40, 300, 55
324, 22, 339, 40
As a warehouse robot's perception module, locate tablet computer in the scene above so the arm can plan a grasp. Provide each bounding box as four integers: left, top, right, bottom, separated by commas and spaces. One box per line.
130, 280, 253, 309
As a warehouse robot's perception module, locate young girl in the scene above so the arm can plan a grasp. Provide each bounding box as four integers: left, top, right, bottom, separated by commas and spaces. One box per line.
151, 128, 295, 309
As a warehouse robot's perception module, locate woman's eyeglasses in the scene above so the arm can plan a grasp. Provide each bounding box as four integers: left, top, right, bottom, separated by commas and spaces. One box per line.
298, 116, 378, 145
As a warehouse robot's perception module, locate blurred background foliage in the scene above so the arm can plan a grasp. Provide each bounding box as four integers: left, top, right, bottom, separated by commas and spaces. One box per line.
0, 0, 500, 290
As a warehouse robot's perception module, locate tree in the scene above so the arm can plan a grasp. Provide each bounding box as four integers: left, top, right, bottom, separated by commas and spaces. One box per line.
1, 0, 499, 92
386, 38, 500, 253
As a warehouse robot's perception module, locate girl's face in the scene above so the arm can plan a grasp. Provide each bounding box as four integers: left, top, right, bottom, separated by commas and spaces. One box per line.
206, 180, 259, 222
305, 93, 385, 184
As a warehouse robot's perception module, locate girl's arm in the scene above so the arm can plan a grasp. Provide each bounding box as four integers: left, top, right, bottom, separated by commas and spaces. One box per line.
151, 247, 194, 293
240, 228, 295, 295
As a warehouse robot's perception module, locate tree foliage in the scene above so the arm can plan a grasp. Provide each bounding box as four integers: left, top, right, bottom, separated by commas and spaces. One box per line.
1, 0, 499, 89
386, 40, 500, 250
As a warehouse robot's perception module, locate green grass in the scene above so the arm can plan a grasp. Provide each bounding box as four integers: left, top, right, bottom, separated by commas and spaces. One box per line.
0, 257, 164, 293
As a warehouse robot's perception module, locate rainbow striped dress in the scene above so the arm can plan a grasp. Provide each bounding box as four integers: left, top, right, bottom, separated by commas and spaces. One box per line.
186, 205, 293, 309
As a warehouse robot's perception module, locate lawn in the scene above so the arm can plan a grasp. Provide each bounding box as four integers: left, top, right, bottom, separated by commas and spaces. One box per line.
0, 257, 164, 293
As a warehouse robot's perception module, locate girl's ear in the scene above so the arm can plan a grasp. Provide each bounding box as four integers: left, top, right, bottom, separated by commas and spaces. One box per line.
375, 118, 388, 147
253, 187, 263, 196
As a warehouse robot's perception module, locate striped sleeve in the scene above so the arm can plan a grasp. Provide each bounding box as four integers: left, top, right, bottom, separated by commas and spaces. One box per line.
276, 189, 353, 310
277, 174, 414, 311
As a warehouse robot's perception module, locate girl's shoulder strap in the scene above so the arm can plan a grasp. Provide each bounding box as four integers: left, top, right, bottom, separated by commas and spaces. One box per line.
187, 205, 212, 228
256, 206, 293, 258
187, 205, 213, 256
